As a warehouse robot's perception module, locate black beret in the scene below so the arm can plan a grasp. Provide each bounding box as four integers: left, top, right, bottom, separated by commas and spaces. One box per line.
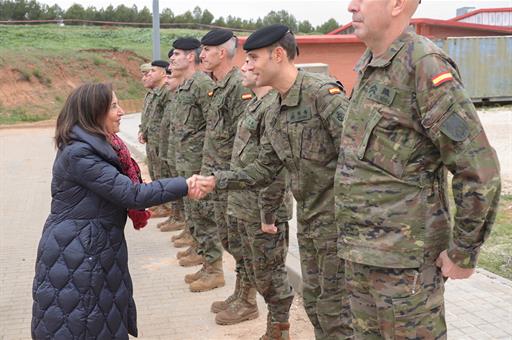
151, 60, 169, 69
167, 48, 174, 58
244, 24, 289, 51
173, 37, 201, 50
201, 29, 234, 46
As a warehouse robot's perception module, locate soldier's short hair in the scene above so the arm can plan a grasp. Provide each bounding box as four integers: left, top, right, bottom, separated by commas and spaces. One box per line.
185, 48, 201, 65
220, 37, 237, 59
267, 32, 297, 61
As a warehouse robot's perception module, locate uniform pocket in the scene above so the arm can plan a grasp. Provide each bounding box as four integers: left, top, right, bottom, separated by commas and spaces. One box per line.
358, 108, 415, 179
300, 121, 336, 164
391, 267, 445, 339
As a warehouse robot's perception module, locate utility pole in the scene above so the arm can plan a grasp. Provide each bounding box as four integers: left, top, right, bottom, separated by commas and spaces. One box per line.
152, 0, 160, 60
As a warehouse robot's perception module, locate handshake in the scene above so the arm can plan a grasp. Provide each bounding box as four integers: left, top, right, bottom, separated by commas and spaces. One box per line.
185, 174, 217, 200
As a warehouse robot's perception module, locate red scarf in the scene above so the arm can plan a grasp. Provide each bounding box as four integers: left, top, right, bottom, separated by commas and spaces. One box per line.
110, 134, 151, 229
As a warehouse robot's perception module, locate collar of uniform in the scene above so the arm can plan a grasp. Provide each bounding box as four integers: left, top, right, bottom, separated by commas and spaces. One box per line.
153, 85, 167, 96
280, 69, 304, 108
215, 67, 238, 90
367, 27, 413, 68
354, 48, 372, 74
246, 90, 261, 112
179, 76, 194, 91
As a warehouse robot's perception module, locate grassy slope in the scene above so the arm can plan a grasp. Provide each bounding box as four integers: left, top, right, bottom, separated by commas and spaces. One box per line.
0, 25, 208, 123
0, 24, 208, 57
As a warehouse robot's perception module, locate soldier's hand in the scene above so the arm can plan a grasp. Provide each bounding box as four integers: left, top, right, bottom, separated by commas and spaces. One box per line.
435, 250, 475, 280
196, 175, 216, 194
138, 132, 146, 144
261, 223, 278, 234
186, 175, 207, 200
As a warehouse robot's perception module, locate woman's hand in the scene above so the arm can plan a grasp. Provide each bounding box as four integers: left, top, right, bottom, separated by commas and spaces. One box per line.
186, 175, 208, 200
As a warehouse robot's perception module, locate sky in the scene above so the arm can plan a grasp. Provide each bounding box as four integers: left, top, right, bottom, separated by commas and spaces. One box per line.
36, 0, 511, 26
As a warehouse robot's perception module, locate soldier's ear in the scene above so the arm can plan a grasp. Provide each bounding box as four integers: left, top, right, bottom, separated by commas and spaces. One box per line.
273, 46, 285, 63
391, 0, 408, 17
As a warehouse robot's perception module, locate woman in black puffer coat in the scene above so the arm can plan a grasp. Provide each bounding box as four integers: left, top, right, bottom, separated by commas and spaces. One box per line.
31, 83, 200, 339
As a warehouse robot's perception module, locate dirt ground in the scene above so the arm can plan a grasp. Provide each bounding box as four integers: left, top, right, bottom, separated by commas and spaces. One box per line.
0, 50, 147, 117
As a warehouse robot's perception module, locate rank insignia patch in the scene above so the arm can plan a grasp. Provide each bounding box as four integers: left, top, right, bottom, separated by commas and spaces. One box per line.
241, 93, 253, 100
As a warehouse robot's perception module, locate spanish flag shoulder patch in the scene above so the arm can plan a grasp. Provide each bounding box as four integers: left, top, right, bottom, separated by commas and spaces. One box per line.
208, 91, 214, 97
432, 71, 453, 87
241, 93, 253, 100
329, 87, 342, 95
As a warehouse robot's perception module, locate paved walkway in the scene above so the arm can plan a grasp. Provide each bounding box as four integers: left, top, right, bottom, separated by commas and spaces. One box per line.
0, 123, 511, 339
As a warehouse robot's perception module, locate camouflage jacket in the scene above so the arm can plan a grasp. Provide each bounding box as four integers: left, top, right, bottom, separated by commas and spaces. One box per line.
159, 90, 177, 163
139, 85, 170, 146
201, 67, 252, 175
173, 71, 214, 172
335, 29, 501, 269
215, 70, 348, 238
227, 90, 294, 224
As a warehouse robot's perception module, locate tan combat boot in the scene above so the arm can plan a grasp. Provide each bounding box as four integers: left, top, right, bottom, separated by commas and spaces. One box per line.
260, 322, 290, 340
149, 204, 171, 218
179, 251, 203, 267
184, 264, 206, 284
173, 232, 195, 248
159, 216, 186, 232
211, 275, 241, 313
177, 245, 195, 259
215, 283, 259, 325
171, 228, 189, 242
189, 259, 225, 292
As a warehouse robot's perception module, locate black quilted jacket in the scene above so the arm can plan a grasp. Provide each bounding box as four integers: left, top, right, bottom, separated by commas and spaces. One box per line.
31, 126, 188, 339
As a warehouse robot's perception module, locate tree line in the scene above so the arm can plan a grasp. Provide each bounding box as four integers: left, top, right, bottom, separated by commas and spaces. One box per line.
0, 0, 341, 34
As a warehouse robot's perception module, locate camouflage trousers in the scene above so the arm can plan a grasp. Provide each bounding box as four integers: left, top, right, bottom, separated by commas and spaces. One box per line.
298, 235, 352, 340
213, 194, 248, 284
160, 159, 184, 212
236, 218, 294, 323
145, 143, 161, 181
191, 195, 223, 264
345, 261, 446, 340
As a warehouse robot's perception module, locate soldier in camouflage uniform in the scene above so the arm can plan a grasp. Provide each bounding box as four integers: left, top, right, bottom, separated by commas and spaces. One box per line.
196, 25, 352, 340
214, 61, 296, 330
334, 1, 501, 338
157, 61, 187, 233
168, 38, 216, 269
184, 29, 253, 294
138, 60, 175, 218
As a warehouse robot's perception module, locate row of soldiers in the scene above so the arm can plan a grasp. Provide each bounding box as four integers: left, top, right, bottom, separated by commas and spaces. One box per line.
135, 0, 501, 338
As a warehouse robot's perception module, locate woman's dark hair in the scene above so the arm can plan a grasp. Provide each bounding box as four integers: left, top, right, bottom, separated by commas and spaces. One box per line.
55, 83, 113, 148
